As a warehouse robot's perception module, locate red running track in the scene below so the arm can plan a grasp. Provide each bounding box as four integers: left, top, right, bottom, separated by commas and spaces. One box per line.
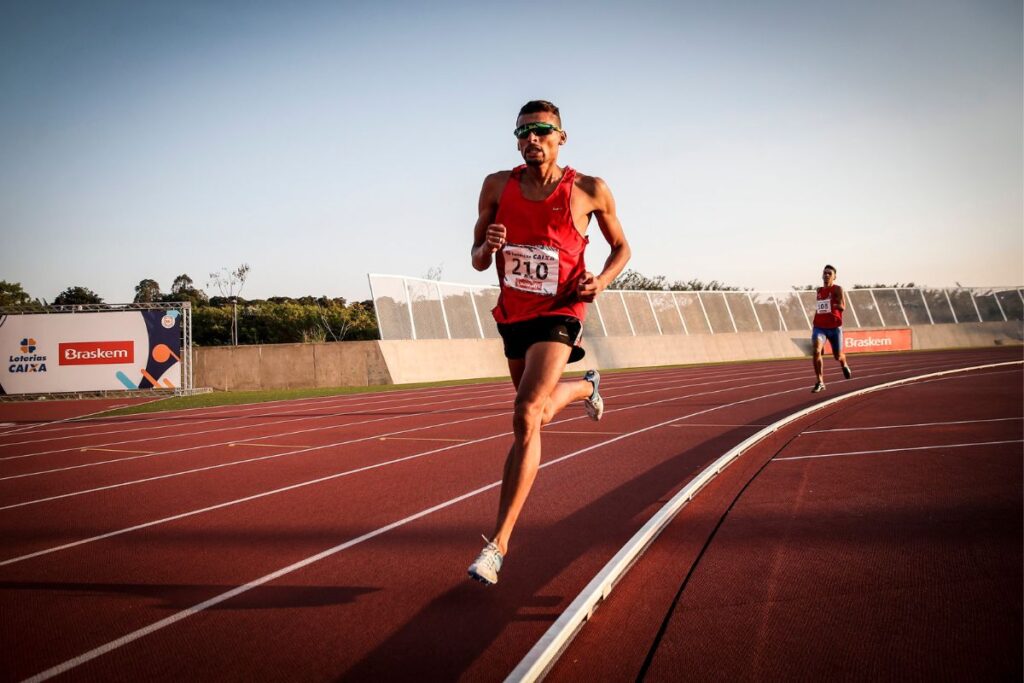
0, 347, 1020, 681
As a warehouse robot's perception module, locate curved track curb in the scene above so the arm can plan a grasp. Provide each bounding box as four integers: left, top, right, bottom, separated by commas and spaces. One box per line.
506, 360, 1023, 682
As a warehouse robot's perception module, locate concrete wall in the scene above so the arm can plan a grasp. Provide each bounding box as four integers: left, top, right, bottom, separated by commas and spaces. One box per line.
193, 321, 1022, 390
194, 340, 392, 391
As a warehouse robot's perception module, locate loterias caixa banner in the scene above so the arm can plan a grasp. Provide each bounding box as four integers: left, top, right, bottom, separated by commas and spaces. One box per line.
0, 310, 182, 395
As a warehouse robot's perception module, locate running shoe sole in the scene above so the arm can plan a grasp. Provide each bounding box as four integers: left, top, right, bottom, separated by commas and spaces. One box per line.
583, 369, 603, 421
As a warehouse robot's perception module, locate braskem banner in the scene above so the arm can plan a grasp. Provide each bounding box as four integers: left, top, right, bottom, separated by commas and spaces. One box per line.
843, 328, 913, 353
0, 310, 182, 394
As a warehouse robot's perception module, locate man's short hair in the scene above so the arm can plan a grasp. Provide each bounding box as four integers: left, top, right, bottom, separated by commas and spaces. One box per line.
824, 264, 837, 275
518, 100, 561, 126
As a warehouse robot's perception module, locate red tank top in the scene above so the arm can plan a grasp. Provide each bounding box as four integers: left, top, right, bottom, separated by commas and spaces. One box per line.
813, 285, 843, 328
492, 165, 588, 324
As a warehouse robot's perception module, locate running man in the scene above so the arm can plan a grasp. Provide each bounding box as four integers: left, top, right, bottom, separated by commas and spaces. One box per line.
811, 264, 852, 393
467, 100, 631, 585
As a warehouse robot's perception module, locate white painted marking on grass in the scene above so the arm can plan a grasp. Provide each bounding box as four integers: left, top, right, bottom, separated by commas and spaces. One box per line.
774, 439, 1023, 461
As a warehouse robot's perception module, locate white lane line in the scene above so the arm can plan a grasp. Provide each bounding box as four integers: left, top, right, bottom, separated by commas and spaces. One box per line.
0, 388, 517, 470
1, 361, 787, 450
19, 479, 502, 683
0, 366, 813, 479
774, 439, 1023, 461
804, 416, 1023, 433
668, 423, 769, 428
378, 437, 469, 443
0, 384, 514, 454
544, 431, 624, 436
505, 359, 1023, 682
79, 448, 155, 455
14, 360, 1017, 680
0, 358, 978, 560
0, 361, 875, 557
0, 364, 720, 455
0, 399, 165, 438
15, 366, 861, 680
0, 358, 937, 507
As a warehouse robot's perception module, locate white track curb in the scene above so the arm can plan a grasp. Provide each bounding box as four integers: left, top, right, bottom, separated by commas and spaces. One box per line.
505, 360, 1023, 682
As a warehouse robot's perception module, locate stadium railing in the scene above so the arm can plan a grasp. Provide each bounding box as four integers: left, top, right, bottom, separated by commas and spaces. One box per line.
367, 274, 1024, 341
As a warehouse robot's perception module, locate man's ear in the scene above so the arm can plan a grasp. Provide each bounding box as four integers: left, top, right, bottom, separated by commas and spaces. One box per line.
559, 131, 567, 146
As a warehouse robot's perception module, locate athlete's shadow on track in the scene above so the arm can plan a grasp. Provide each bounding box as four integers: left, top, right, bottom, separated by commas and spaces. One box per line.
0, 581, 379, 610
342, 423, 778, 682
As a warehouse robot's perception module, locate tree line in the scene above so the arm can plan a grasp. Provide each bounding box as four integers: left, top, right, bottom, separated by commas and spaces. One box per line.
0, 276, 379, 346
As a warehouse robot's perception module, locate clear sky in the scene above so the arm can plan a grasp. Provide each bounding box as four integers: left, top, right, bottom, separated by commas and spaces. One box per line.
1, 0, 1021, 304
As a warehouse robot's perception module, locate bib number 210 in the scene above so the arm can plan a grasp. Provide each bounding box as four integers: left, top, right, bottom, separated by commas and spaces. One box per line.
503, 244, 559, 296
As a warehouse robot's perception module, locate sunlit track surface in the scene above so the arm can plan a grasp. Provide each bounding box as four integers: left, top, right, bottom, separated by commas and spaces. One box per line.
0, 348, 1020, 682
547, 354, 1023, 682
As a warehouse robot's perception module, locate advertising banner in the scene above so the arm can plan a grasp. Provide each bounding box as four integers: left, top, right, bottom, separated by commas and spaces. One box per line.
842, 328, 913, 354
0, 309, 182, 394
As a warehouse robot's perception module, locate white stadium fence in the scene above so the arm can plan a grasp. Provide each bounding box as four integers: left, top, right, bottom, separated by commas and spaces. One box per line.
368, 274, 1024, 341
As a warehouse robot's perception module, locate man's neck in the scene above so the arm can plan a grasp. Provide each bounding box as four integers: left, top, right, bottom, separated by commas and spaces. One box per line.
522, 162, 564, 186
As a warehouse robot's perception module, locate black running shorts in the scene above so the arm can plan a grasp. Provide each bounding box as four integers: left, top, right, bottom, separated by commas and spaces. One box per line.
496, 315, 585, 363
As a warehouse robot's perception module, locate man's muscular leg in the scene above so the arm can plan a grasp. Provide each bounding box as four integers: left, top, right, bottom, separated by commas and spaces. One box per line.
492, 342, 593, 556
813, 339, 825, 383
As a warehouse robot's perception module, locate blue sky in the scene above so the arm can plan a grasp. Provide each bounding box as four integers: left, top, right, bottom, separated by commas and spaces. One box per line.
1, 0, 1021, 304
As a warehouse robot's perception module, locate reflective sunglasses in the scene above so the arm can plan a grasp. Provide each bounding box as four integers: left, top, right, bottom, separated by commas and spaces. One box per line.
513, 122, 563, 139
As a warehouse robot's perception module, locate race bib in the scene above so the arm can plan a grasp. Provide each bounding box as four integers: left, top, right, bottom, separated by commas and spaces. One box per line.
503, 243, 559, 296
816, 298, 832, 314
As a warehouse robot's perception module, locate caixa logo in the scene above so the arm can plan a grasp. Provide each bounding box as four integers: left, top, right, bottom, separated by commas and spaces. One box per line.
9, 337, 48, 373
59, 341, 134, 366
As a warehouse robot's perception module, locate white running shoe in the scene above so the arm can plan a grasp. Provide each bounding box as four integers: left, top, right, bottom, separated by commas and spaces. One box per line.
583, 369, 603, 421
811, 381, 826, 393
468, 536, 503, 585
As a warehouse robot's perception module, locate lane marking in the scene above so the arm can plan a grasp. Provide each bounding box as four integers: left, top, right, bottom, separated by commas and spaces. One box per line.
0, 357, 972, 504
228, 443, 296, 448
79, 448, 155, 455
774, 439, 1023, 461
378, 437, 468, 443
804, 416, 1023, 434
0, 365, 815, 478
506, 359, 1023, 683
544, 430, 624, 435
668, 423, 768, 428
15, 360, 1019, 681
15, 371, 843, 680
0, 385, 516, 457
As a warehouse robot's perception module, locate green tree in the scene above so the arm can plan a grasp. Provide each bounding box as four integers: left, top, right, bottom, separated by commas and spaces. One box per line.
54, 286, 103, 305
0, 280, 31, 305
610, 269, 741, 291
165, 273, 208, 305
133, 278, 162, 303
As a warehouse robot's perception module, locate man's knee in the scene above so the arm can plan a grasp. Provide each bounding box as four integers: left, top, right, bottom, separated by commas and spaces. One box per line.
513, 396, 545, 433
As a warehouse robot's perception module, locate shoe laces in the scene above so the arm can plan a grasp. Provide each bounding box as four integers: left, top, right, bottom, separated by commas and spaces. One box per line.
476, 534, 503, 568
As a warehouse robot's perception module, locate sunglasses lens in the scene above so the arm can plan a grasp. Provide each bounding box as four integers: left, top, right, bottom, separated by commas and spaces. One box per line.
514, 123, 558, 139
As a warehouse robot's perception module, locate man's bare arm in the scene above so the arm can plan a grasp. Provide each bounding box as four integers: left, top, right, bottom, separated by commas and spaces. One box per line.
577, 176, 631, 302
834, 285, 846, 312
471, 173, 508, 272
